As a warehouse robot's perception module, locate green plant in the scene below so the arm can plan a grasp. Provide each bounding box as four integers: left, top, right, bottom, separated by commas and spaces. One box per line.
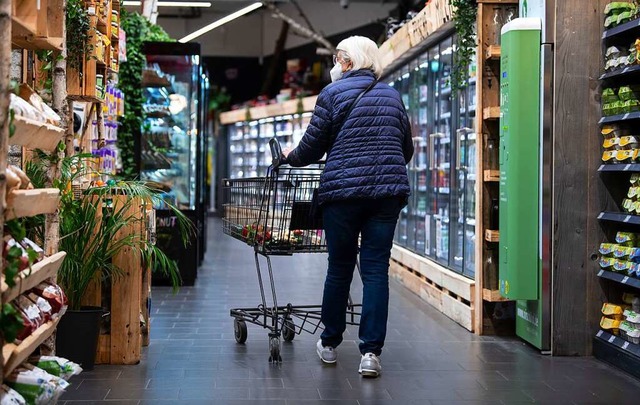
450, 0, 477, 91
118, 11, 173, 179
29, 152, 192, 310
66, 0, 92, 71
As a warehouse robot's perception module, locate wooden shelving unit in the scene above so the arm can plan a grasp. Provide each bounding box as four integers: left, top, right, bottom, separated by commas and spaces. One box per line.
1, 0, 67, 383
2, 318, 62, 378
474, 0, 518, 335
11, 115, 64, 150
1, 252, 67, 303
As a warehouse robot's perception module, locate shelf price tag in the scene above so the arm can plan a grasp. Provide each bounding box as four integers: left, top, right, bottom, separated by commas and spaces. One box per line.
624, 113, 631, 120
623, 341, 630, 350
622, 276, 630, 284
608, 335, 616, 343
598, 213, 604, 219
596, 330, 604, 337
624, 215, 631, 223
625, 164, 632, 171
598, 270, 604, 276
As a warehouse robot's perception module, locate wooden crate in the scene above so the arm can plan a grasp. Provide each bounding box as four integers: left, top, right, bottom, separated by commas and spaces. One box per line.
390, 245, 475, 331
11, 0, 64, 51
82, 195, 151, 365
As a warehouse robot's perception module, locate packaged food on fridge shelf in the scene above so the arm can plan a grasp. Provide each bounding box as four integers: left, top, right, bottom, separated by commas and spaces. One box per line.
624, 308, 640, 324
602, 150, 616, 162
620, 135, 639, 149
600, 257, 617, 269
602, 302, 626, 317
28, 356, 82, 380
602, 88, 619, 104
614, 259, 633, 272
0, 385, 26, 405
5, 365, 69, 405
603, 137, 620, 150
600, 242, 616, 256
616, 232, 638, 245
614, 245, 633, 258
601, 316, 622, 333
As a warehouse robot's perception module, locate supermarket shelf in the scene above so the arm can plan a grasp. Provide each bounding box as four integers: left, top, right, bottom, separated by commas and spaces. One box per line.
435, 187, 450, 194
483, 107, 500, 121
600, 65, 640, 81
11, 115, 64, 151
597, 268, 640, 290
5, 189, 61, 220
3, 317, 62, 378
483, 288, 511, 302
485, 45, 501, 61
603, 18, 640, 40
599, 111, 640, 125
485, 230, 499, 243
597, 211, 640, 225
1, 252, 67, 303
483, 170, 500, 182
593, 329, 640, 380
598, 164, 640, 172
142, 69, 172, 88
96, 18, 108, 34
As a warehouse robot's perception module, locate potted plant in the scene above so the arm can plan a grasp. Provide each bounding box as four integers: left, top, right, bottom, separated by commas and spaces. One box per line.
24, 153, 191, 369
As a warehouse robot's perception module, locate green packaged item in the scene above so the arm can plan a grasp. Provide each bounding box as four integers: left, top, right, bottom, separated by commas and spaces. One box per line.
605, 14, 619, 28
0, 384, 26, 405
603, 88, 619, 104
624, 99, 640, 113
618, 10, 633, 25
600, 243, 617, 256
5, 366, 69, 405
28, 356, 82, 380
616, 231, 637, 245
623, 198, 634, 212
618, 85, 640, 101
605, 2, 635, 16
613, 100, 625, 115
603, 103, 615, 116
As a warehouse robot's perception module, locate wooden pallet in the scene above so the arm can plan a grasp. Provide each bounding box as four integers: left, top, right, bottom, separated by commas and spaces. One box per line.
5, 188, 60, 220
2, 317, 62, 377
11, 115, 65, 151
483, 170, 500, 182
390, 245, 475, 332
1, 252, 67, 303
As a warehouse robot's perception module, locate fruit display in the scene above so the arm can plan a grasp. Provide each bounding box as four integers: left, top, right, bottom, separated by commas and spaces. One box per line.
605, 2, 639, 29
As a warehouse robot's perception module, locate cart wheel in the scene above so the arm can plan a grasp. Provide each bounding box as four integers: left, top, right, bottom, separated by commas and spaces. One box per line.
234, 319, 247, 344
282, 318, 295, 342
268, 336, 282, 363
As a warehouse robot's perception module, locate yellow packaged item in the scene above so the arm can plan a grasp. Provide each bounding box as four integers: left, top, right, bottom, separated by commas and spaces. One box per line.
603, 137, 620, 150
614, 260, 632, 272
620, 136, 640, 149
602, 150, 616, 162
623, 198, 634, 212
602, 303, 625, 316
614, 245, 632, 258
600, 316, 621, 332
599, 243, 616, 256
602, 125, 617, 137
600, 257, 616, 269
616, 232, 637, 245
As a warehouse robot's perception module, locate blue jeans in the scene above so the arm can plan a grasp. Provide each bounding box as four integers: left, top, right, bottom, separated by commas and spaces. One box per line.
320, 197, 404, 356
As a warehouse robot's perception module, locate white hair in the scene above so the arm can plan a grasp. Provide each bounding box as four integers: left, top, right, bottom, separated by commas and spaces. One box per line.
336, 36, 382, 78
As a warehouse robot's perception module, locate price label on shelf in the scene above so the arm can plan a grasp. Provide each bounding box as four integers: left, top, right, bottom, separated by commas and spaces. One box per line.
598, 270, 604, 277
622, 276, 630, 284
598, 212, 604, 219
608, 335, 616, 343
624, 215, 631, 223
624, 113, 631, 120
623, 341, 630, 350
596, 330, 604, 338
625, 164, 632, 171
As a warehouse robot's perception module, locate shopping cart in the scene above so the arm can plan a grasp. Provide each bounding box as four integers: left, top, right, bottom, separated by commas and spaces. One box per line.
222, 138, 361, 362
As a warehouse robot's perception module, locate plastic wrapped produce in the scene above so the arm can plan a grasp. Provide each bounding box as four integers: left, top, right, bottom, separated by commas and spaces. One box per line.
30, 282, 68, 317
5, 365, 69, 405
28, 356, 82, 380
0, 385, 27, 405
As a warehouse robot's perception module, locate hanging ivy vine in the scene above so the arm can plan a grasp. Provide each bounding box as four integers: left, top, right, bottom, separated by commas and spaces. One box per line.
118, 11, 173, 179
66, 0, 92, 70
450, 0, 477, 91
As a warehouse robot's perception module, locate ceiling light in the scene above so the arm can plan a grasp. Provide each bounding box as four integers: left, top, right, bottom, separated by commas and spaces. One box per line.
122, 1, 212, 7
179, 2, 263, 43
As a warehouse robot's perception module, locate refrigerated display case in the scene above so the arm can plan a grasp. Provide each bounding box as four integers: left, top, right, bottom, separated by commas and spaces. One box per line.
139, 42, 204, 286
226, 112, 313, 179
388, 34, 477, 279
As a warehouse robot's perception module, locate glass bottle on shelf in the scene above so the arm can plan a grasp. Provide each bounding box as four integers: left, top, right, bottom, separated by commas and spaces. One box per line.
485, 136, 498, 171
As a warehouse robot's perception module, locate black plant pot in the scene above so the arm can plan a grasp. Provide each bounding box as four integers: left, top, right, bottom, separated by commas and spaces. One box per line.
56, 306, 103, 371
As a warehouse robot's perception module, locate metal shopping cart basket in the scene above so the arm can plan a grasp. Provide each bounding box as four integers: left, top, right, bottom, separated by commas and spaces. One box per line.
222, 139, 361, 362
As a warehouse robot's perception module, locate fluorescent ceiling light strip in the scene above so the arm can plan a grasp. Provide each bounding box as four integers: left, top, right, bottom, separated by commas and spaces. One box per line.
179, 2, 263, 43
123, 1, 212, 7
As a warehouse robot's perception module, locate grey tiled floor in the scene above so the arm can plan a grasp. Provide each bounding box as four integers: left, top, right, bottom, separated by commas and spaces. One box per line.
62, 218, 640, 404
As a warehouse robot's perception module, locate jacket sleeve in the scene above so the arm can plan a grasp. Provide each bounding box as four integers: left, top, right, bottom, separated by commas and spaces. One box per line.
286, 89, 333, 167
400, 107, 414, 164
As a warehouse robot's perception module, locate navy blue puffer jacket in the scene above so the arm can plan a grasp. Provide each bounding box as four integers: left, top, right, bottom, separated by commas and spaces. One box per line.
287, 69, 414, 204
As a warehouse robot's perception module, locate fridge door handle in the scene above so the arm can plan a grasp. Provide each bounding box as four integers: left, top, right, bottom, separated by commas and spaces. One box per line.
428, 133, 437, 170
456, 129, 463, 171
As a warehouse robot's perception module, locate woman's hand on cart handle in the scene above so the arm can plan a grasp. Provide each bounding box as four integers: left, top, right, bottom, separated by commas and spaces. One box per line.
269, 137, 288, 168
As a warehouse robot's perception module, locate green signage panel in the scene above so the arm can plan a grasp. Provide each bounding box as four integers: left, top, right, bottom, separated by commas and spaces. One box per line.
498, 20, 541, 301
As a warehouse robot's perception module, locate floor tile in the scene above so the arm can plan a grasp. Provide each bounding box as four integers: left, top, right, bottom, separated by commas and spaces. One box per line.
67, 218, 640, 404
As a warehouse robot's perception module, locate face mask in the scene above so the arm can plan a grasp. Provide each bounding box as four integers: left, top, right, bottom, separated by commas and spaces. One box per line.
330, 63, 343, 82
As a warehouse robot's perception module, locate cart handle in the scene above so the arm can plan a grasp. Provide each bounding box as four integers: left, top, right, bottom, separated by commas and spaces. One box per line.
269, 137, 287, 169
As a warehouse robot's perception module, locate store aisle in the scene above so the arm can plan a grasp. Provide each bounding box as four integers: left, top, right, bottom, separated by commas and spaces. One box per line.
61, 218, 640, 405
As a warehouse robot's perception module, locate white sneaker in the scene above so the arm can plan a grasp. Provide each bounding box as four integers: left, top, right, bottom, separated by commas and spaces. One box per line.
359, 353, 381, 377
316, 339, 337, 364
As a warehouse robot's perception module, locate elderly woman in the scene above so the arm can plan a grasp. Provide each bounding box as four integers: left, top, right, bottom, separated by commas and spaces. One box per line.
284, 35, 413, 377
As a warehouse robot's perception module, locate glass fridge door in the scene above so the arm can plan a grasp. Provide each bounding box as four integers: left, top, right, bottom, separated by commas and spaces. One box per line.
414, 55, 430, 256
394, 68, 412, 247
430, 38, 453, 266
141, 44, 200, 210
